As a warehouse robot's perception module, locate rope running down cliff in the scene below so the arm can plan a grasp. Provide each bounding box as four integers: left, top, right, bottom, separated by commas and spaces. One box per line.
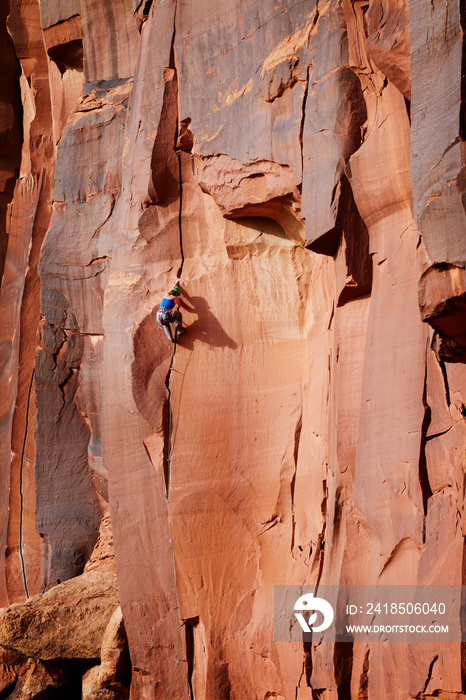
162, 149, 186, 699
19, 369, 35, 599
165, 150, 185, 498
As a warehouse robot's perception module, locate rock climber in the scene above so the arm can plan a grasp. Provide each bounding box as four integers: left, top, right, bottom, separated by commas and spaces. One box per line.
157, 279, 184, 343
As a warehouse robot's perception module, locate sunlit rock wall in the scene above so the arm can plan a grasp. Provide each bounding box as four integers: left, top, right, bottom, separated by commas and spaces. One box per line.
0, 0, 465, 697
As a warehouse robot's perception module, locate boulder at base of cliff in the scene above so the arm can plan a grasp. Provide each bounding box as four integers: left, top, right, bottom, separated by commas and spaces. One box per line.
0, 647, 84, 699
82, 606, 131, 700
0, 571, 119, 660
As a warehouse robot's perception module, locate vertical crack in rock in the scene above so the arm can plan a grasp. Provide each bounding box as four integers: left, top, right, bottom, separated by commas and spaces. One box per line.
89, 197, 115, 243
142, 0, 154, 17
419, 359, 434, 537
334, 640, 353, 700
18, 369, 34, 599
305, 643, 313, 693
290, 410, 303, 552
299, 66, 310, 184
438, 358, 451, 406
421, 654, 438, 694
311, 0, 320, 32
135, 0, 154, 30
314, 480, 328, 585
184, 617, 198, 700
158, 6, 187, 696
335, 177, 372, 306
162, 9, 185, 500
358, 647, 370, 700
295, 661, 305, 699
296, 648, 314, 698
330, 487, 344, 559
404, 95, 411, 123
163, 342, 177, 500
176, 150, 185, 277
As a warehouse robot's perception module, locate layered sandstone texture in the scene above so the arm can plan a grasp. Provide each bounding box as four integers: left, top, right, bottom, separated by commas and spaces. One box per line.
0, 0, 465, 698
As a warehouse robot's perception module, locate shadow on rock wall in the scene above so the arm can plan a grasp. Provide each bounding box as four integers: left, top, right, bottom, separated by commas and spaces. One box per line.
178, 291, 238, 351
132, 293, 237, 433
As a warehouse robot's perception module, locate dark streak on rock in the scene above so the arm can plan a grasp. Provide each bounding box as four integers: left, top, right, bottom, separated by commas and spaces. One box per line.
18, 370, 35, 599
295, 661, 305, 700
184, 617, 198, 700
419, 353, 434, 533
290, 410, 302, 551
334, 640, 353, 700
422, 654, 438, 694
438, 358, 451, 406
299, 66, 310, 184
358, 647, 370, 700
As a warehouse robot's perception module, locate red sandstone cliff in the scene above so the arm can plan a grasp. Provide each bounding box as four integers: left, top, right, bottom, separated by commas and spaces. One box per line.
0, 0, 465, 697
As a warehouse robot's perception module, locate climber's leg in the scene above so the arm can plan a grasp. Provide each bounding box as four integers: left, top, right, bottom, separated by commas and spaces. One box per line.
157, 309, 174, 341
163, 323, 173, 341
173, 308, 184, 334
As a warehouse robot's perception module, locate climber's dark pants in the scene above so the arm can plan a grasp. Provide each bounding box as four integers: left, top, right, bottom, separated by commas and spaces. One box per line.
157, 308, 182, 341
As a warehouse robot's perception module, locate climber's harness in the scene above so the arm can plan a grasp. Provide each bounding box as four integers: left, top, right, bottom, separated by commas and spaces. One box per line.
157, 308, 171, 327
157, 307, 180, 327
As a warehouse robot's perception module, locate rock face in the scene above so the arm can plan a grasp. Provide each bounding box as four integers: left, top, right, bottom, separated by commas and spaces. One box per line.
0, 573, 128, 699
0, 0, 465, 699
0, 570, 118, 660
0, 647, 83, 700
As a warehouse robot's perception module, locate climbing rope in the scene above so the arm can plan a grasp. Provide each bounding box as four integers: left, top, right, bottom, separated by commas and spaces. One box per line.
19, 368, 35, 599
177, 151, 185, 272
165, 332, 178, 500
164, 151, 185, 497
162, 148, 186, 696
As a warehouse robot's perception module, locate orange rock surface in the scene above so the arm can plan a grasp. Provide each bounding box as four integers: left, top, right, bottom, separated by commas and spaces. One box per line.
0, 0, 465, 697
